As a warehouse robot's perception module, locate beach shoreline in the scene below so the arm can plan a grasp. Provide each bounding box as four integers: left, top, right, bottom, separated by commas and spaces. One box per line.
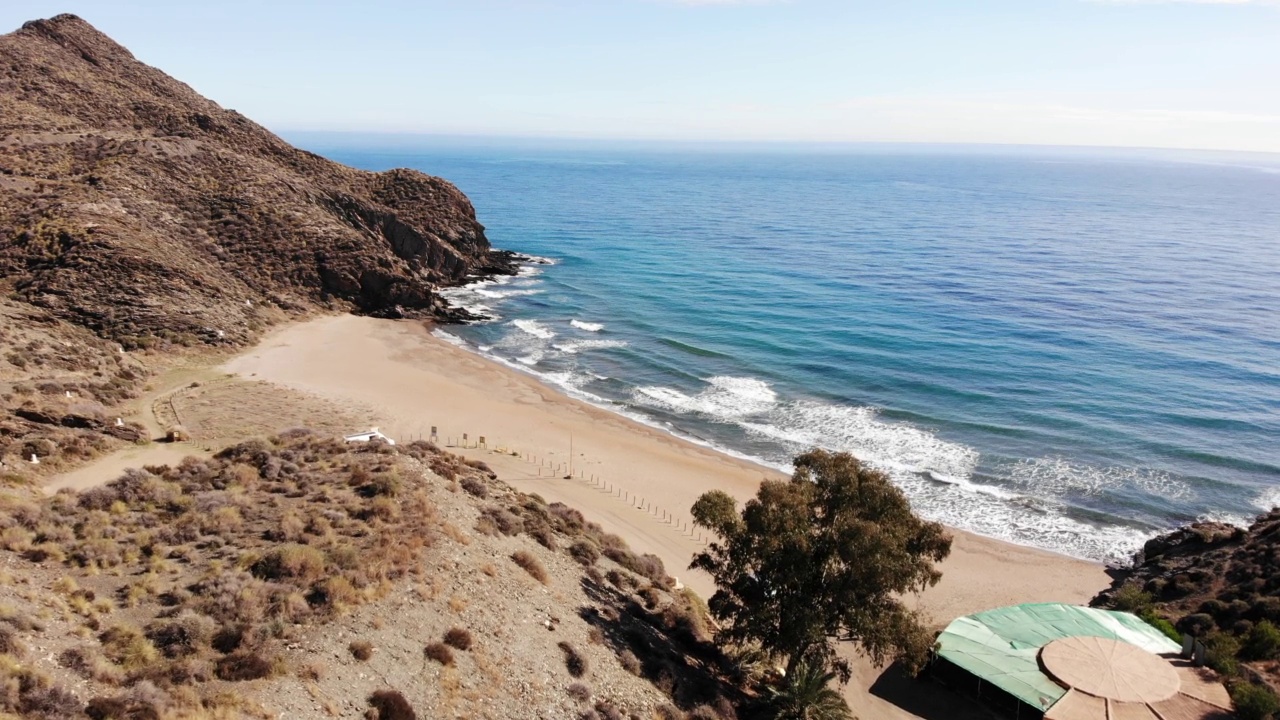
223, 314, 1110, 603
223, 313, 1112, 718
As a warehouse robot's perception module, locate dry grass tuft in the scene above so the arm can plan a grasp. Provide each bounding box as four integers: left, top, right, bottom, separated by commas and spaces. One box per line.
367, 689, 417, 720
443, 627, 473, 651
349, 639, 374, 662
511, 550, 549, 584
567, 682, 591, 703
423, 641, 454, 667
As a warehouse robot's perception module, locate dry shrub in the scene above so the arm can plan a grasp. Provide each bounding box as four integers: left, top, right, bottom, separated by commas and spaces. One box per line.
459, 476, 487, 498
367, 689, 417, 720
0, 660, 81, 718
569, 540, 600, 566
606, 569, 636, 591
0, 626, 22, 656
618, 649, 642, 676
251, 543, 327, 584
655, 704, 685, 720
595, 700, 625, 720
100, 623, 158, 670
512, 550, 549, 584
527, 524, 556, 550
146, 610, 216, 658
663, 589, 713, 644
558, 641, 588, 678
604, 546, 669, 587
214, 650, 274, 681
568, 682, 592, 703
587, 627, 605, 646
443, 627, 473, 651
350, 639, 374, 661
691, 699, 737, 720
479, 506, 522, 536
423, 641, 454, 666
312, 575, 360, 613
58, 646, 123, 684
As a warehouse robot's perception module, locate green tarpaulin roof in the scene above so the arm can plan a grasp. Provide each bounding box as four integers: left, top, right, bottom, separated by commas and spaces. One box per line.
934, 603, 1181, 712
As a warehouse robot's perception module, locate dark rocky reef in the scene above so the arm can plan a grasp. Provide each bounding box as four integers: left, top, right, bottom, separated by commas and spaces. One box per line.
0, 14, 516, 348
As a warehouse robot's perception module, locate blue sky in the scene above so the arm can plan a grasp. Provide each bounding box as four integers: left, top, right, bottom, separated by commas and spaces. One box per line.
3, 0, 1278, 152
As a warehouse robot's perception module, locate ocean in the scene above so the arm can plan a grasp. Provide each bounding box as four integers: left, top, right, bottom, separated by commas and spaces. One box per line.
292, 134, 1280, 564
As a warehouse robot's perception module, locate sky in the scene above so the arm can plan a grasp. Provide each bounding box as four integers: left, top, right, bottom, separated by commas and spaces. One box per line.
3, 1, 1279, 152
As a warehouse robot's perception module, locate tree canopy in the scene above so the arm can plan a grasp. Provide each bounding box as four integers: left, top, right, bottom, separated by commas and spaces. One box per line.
690, 449, 952, 679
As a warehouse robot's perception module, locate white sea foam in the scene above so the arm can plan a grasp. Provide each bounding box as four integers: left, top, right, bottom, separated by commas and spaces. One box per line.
475, 288, 543, 299
512, 319, 556, 340
635, 376, 779, 420
571, 319, 605, 332
553, 339, 628, 354
431, 329, 470, 348
1007, 457, 1191, 502
1201, 512, 1252, 528
518, 254, 558, 265
1253, 487, 1280, 512
630, 375, 1149, 562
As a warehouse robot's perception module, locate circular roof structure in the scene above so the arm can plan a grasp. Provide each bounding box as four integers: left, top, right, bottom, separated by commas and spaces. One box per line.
1040, 636, 1180, 704
932, 603, 1234, 720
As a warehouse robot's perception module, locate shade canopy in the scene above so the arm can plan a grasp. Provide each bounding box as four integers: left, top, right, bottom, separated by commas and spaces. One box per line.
933, 603, 1232, 719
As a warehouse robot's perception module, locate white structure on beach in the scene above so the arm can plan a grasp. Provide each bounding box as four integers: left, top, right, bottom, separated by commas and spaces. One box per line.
343, 427, 395, 446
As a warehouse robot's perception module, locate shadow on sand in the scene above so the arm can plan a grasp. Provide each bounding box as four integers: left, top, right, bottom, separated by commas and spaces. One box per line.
870, 662, 1002, 720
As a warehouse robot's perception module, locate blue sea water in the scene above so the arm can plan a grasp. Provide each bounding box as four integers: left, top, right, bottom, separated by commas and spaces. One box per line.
295, 135, 1280, 564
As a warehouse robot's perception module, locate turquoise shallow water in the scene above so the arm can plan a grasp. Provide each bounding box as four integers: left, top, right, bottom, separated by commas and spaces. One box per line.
295, 135, 1280, 563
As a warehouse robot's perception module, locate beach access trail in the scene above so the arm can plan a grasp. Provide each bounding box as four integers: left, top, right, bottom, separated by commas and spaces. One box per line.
224, 314, 1110, 719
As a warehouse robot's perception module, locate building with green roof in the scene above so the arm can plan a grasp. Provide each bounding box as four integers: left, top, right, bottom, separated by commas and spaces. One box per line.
930, 603, 1234, 719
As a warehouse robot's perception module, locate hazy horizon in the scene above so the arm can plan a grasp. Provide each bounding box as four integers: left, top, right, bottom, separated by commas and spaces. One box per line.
282, 129, 1280, 160
4, 1, 1279, 153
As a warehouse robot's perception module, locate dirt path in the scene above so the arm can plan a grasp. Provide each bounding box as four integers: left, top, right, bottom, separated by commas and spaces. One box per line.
44, 364, 221, 494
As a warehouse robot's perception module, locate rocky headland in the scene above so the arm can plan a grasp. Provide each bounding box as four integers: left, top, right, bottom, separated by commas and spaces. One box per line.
1095, 510, 1280, 700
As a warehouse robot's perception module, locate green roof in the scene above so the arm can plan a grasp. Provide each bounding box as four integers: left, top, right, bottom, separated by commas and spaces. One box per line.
934, 603, 1182, 712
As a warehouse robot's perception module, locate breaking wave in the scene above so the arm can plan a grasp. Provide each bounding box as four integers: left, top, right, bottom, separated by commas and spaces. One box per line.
553, 339, 628, 354
633, 375, 1152, 563
512, 319, 556, 340
571, 319, 605, 332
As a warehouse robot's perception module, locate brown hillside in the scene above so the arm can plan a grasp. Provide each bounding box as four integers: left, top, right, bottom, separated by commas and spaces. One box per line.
0, 13, 515, 346
0, 14, 517, 478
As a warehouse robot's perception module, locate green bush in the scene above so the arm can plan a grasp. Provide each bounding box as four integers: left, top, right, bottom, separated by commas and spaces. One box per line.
1231, 681, 1279, 720
1111, 584, 1153, 613
1242, 621, 1280, 662
1139, 609, 1181, 643
1205, 633, 1242, 677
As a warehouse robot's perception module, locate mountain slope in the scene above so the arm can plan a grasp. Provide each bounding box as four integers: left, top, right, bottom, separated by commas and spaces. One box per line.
0, 14, 517, 477
0, 13, 513, 349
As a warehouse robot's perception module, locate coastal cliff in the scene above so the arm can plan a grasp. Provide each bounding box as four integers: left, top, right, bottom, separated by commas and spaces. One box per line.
0, 13, 513, 346
0, 14, 514, 475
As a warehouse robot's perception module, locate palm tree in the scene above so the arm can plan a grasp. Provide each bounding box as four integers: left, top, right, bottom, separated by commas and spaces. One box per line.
766, 659, 856, 720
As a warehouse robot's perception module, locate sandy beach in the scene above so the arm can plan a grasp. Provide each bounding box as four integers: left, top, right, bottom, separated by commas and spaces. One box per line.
224, 314, 1111, 718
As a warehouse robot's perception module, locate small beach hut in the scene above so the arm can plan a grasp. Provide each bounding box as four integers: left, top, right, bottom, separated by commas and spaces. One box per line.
930, 603, 1233, 719
343, 427, 396, 446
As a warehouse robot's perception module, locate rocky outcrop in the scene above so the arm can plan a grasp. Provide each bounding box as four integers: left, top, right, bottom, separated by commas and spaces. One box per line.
0, 14, 515, 348
1094, 514, 1275, 612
